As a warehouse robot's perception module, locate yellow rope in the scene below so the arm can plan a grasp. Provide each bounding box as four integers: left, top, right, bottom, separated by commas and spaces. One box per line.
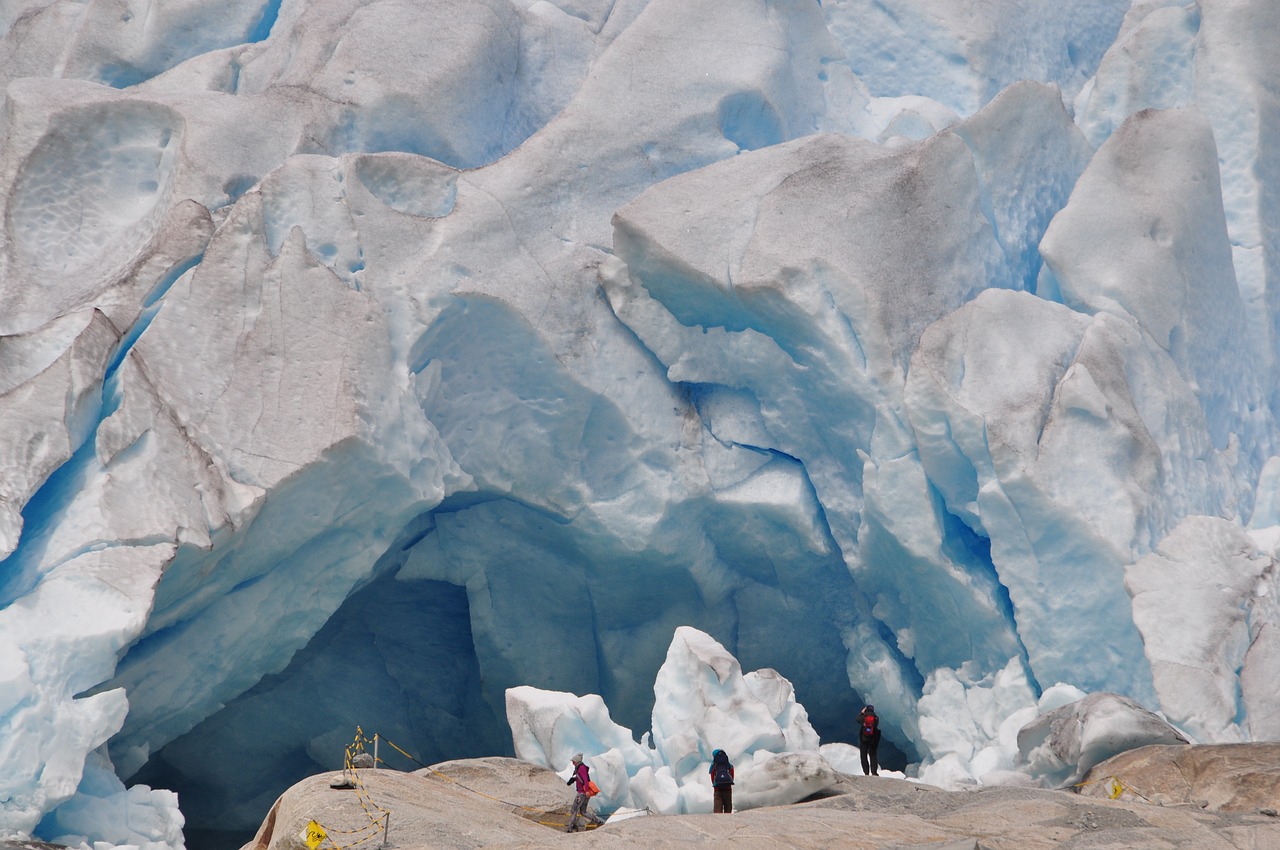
1073, 775, 1152, 803
315, 727, 607, 844
306, 730, 390, 849
377, 734, 556, 814
347, 754, 390, 825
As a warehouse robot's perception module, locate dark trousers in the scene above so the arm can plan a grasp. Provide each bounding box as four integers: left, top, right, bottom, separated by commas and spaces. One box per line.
859, 735, 880, 776
568, 792, 600, 829
713, 784, 733, 813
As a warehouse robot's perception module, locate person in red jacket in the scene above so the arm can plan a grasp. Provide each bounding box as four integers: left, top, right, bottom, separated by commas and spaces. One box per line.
565, 753, 603, 832
709, 749, 735, 813
858, 705, 881, 776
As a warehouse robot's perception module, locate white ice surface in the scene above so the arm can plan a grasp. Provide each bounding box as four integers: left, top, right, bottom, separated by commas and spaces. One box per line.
1015, 691, 1188, 788
0, 1, 1278, 847
1127, 516, 1280, 742
36, 749, 183, 850
508, 628, 838, 814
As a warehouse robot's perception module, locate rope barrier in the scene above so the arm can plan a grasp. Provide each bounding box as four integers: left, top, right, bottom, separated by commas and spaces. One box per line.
373, 730, 606, 828
307, 727, 607, 845
1073, 775, 1152, 803
338, 757, 388, 831
302, 728, 390, 850
376, 733, 556, 814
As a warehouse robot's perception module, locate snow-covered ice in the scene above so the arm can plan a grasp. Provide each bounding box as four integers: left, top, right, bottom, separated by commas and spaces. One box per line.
1015, 691, 1189, 788
508, 628, 843, 814
0, 1, 1278, 847
507, 627, 1162, 803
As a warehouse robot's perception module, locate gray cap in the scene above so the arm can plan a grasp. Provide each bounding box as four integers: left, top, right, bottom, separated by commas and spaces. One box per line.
571, 753, 583, 764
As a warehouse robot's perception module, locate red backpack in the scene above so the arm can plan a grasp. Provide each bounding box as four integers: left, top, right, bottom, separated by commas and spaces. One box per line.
861, 712, 878, 736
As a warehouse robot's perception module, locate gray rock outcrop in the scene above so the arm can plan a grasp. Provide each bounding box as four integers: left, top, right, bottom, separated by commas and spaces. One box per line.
1078, 742, 1280, 813
240, 755, 1277, 850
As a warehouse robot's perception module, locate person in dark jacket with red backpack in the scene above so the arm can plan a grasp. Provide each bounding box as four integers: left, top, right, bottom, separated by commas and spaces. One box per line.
858, 705, 881, 776
709, 748, 735, 813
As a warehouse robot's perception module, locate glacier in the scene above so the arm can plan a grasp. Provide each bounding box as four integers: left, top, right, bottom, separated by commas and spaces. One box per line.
0, 0, 1278, 848
504, 627, 1189, 814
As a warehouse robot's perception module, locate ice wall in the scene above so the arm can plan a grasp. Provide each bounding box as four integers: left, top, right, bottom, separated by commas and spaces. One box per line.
0, 1, 1278, 847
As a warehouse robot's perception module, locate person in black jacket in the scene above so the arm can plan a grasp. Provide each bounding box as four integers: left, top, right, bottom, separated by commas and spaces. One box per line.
709, 748, 735, 813
857, 705, 880, 776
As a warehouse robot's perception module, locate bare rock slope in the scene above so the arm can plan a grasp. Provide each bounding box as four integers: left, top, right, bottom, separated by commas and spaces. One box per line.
1078, 742, 1280, 813
242, 754, 1278, 850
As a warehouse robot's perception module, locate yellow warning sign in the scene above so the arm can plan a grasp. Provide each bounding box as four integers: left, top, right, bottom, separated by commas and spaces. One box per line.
302, 820, 327, 850
1107, 778, 1124, 799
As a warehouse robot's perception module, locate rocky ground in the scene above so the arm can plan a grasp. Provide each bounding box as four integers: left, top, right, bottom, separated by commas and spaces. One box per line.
1076, 742, 1280, 814
240, 748, 1280, 850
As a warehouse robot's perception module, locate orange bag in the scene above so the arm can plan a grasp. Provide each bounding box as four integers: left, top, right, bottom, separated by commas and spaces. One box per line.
586, 780, 600, 797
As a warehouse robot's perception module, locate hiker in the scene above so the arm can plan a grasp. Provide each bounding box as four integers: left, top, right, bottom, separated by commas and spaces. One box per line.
858, 704, 880, 776
709, 748, 735, 813
565, 753, 602, 832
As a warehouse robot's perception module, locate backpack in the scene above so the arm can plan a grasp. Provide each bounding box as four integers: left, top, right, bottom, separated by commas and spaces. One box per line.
861, 712, 878, 737
712, 761, 734, 786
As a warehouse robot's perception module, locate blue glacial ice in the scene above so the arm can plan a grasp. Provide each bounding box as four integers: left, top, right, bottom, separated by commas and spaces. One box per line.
0, 0, 1278, 847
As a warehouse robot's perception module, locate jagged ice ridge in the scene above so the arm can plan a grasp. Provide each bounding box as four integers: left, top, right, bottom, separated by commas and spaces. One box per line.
0, 0, 1278, 848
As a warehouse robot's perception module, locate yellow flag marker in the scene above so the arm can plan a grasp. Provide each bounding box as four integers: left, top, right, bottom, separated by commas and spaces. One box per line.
1107, 778, 1124, 799
302, 820, 328, 850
